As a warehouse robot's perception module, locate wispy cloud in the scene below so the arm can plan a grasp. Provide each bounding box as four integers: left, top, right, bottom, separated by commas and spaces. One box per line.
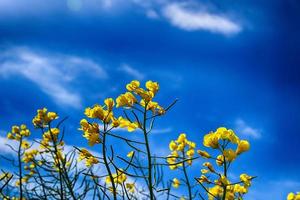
146, 9, 159, 19
162, 3, 241, 35
119, 64, 145, 80
0, 47, 107, 109
235, 118, 261, 139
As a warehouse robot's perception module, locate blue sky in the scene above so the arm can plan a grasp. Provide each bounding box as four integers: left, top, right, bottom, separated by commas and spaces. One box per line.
0, 0, 299, 199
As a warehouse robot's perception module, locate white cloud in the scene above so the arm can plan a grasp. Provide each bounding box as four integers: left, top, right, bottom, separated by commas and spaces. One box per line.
151, 127, 172, 134
119, 64, 145, 80
235, 118, 261, 139
0, 47, 107, 109
146, 9, 159, 19
162, 3, 241, 35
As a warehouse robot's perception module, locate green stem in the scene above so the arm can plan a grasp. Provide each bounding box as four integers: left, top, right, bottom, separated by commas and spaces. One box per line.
182, 151, 192, 200
18, 136, 23, 200
102, 124, 117, 200
143, 103, 154, 200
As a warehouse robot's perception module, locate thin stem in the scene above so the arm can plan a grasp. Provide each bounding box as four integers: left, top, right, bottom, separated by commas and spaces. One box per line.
182, 151, 192, 200
18, 136, 23, 200
143, 103, 154, 200
102, 123, 117, 200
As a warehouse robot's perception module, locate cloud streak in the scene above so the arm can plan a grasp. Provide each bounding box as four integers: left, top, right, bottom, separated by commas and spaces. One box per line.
119, 64, 145, 80
0, 47, 107, 109
235, 118, 261, 139
162, 3, 241, 35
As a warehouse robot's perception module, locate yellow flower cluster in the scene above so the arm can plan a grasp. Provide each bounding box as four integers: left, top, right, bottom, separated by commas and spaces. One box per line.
105, 169, 127, 185
79, 119, 101, 146
22, 149, 38, 163
40, 128, 61, 149
117, 80, 165, 115
84, 99, 114, 122
195, 127, 254, 199
105, 168, 136, 194
288, 192, 300, 200
203, 127, 250, 162
7, 124, 30, 141
78, 148, 99, 167
32, 108, 58, 127
167, 133, 196, 170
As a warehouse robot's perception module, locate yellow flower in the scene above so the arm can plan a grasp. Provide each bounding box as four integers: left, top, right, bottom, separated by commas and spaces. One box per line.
216, 155, 225, 166
208, 185, 223, 200
116, 92, 137, 108
78, 148, 99, 167
198, 175, 209, 183
197, 150, 211, 158
126, 183, 135, 193
203, 162, 215, 173
223, 149, 237, 162
47, 112, 58, 121
177, 133, 186, 144
104, 98, 115, 111
186, 149, 195, 157
22, 149, 38, 163
32, 108, 58, 127
145, 80, 159, 94
240, 173, 252, 187
236, 140, 250, 155
287, 192, 300, 200
118, 117, 139, 132
203, 132, 219, 149
288, 193, 295, 200
234, 184, 248, 194
127, 151, 134, 158
172, 178, 180, 188
169, 140, 177, 151
21, 141, 30, 149
80, 120, 101, 146
126, 80, 140, 91
7, 132, 15, 140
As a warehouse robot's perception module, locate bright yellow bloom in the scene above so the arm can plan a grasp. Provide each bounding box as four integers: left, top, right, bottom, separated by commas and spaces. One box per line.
223, 149, 237, 162
104, 98, 115, 111
169, 140, 177, 151
106, 169, 127, 186
126, 183, 135, 193
172, 178, 180, 188
240, 173, 252, 187
126, 80, 140, 91
118, 117, 139, 132
127, 151, 134, 158
287, 192, 300, 200
177, 133, 186, 144
203, 132, 219, 149
32, 108, 58, 127
7, 124, 31, 141
208, 185, 223, 200
198, 175, 209, 183
186, 149, 195, 157
236, 140, 250, 155
197, 150, 210, 158
234, 184, 248, 194
203, 162, 215, 173
21, 141, 30, 149
145, 80, 159, 94
78, 148, 99, 167
216, 155, 225, 166
22, 149, 38, 163
116, 92, 137, 108
79, 119, 101, 146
